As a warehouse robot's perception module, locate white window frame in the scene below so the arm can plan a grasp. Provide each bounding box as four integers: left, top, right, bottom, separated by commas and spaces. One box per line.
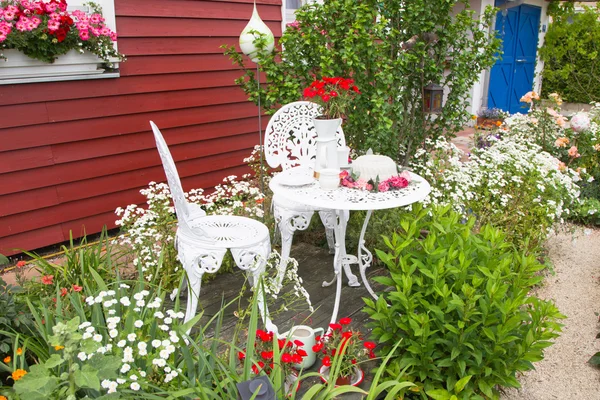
0, 0, 120, 85
282, 0, 323, 32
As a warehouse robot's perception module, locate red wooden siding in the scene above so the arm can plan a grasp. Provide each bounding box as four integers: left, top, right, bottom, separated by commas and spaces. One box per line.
0, 0, 282, 256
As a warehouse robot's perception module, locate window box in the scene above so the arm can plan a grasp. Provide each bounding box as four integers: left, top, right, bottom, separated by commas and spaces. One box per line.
0, 49, 106, 80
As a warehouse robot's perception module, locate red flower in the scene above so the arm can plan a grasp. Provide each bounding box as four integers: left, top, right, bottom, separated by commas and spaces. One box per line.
339, 317, 352, 325
297, 348, 307, 357
278, 339, 286, 350
322, 356, 331, 367
72, 284, 82, 292
303, 88, 317, 98
41, 275, 54, 285
261, 351, 273, 360
281, 353, 292, 363
256, 329, 271, 342
330, 90, 338, 97
238, 351, 246, 360
342, 331, 353, 339
16, 261, 26, 268
292, 353, 303, 363
312, 342, 324, 353
369, 350, 376, 359
352, 85, 361, 94
363, 341, 377, 350
321, 94, 331, 102
293, 340, 304, 347
55, 28, 66, 42
351, 359, 357, 364
329, 323, 342, 332
315, 335, 321, 342
316, 88, 326, 96
251, 361, 265, 374
60, 287, 68, 297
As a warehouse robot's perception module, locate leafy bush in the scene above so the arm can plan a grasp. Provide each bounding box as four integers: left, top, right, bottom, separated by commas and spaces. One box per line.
224, 0, 500, 162
363, 205, 565, 399
539, 2, 600, 103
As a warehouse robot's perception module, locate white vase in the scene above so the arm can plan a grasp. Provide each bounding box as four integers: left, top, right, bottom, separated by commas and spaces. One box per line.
0, 49, 103, 80
239, 1, 275, 62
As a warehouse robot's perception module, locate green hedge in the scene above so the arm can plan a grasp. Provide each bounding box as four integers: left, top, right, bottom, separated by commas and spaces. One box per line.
540, 2, 600, 103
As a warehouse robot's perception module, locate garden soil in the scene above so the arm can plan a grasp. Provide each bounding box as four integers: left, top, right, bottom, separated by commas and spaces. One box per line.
502, 226, 600, 400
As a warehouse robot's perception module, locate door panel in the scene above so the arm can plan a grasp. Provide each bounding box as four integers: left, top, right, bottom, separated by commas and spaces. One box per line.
487, 3, 541, 114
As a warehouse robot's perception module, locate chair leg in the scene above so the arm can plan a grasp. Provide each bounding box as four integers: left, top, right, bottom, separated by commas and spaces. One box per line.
231, 240, 277, 334
179, 248, 226, 333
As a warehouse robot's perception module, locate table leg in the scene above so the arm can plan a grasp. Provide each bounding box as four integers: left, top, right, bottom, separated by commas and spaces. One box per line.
328, 209, 345, 330
321, 209, 360, 288
358, 210, 378, 300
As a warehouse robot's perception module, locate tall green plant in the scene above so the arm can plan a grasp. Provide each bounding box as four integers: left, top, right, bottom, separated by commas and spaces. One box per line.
363, 205, 565, 399
540, 1, 600, 103
224, 0, 500, 162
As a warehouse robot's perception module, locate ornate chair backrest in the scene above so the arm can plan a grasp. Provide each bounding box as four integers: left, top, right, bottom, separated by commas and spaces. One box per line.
150, 121, 205, 233
264, 101, 346, 170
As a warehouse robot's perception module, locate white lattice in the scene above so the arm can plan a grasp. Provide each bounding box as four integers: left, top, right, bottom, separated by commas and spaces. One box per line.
265, 101, 346, 170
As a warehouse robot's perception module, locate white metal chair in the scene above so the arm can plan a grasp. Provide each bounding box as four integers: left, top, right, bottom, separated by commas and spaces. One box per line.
264, 101, 359, 286
150, 121, 277, 333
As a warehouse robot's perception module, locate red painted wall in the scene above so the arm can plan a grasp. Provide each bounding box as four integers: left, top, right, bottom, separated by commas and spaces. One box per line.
0, 0, 282, 256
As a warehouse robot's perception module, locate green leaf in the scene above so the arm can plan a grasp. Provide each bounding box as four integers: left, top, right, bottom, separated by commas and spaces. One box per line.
426, 388, 452, 400
14, 374, 59, 400
74, 365, 101, 391
477, 380, 494, 398
44, 354, 65, 369
588, 352, 600, 366
455, 375, 472, 393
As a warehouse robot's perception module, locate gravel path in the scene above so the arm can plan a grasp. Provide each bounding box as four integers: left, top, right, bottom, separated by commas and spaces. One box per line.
502, 227, 600, 400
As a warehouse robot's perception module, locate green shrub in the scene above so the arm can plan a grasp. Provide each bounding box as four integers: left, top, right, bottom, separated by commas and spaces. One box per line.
0, 277, 34, 355
539, 2, 600, 103
363, 205, 565, 399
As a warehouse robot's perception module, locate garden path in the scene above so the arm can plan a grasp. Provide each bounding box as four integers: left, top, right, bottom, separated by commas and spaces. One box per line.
502, 226, 600, 400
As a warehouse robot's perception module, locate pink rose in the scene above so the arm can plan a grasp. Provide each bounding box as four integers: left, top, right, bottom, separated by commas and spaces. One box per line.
568, 146, 581, 158
355, 179, 368, 190
570, 112, 590, 133
399, 170, 412, 183
378, 182, 390, 192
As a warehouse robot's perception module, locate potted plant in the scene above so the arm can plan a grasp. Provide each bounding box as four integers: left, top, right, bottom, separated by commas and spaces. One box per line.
0, 0, 125, 79
476, 107, 508, 129
303, 76, 360, 140
313, 317, 376, 386
239, 329, 307, 394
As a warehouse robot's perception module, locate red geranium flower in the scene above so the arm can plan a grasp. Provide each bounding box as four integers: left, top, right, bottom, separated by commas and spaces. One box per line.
281, 353, 292, 363
16, 261, 26, 268
312, 342, 323, 353
238, 351, 245, 360
342, 331, 353, 339
329, 323, 342, 332
339, 317, 352, 325
261, 351, 273, 360
251, 361, 265, 374
293, 340, 304, 347
72, 284, 82, 292
292, 353, 303, 363
60, 287, 68, 297
41, 275, 54, 285
364, 341, 377, 350
322, 356, 331, 367
297, 348, 307, 357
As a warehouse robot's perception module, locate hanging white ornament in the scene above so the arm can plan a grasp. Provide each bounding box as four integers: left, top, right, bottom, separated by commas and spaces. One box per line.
239, 1, 275, 63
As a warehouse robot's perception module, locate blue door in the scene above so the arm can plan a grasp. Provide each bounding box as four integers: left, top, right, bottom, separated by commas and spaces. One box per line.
487, 2, 541, 114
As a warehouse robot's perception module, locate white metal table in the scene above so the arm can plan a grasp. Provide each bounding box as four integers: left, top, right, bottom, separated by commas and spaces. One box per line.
269, 169, 431, 326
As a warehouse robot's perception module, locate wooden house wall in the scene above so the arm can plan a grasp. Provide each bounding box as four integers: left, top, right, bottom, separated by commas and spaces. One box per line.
0, 0, 282, 256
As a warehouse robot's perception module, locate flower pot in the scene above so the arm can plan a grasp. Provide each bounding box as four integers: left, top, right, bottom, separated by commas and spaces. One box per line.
0, 49, 104, 80
318, 365, 364, 387
313, 117, 342, 140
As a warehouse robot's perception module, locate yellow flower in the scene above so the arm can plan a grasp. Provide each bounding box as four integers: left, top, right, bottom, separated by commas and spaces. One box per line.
54, 345, 65, 351
16, 348, 22, 356
3, 356, 10, 363
12, 369, 27, 381
0, 395, 8, 400
495, 120, 502, 126
471, 115, 477, 120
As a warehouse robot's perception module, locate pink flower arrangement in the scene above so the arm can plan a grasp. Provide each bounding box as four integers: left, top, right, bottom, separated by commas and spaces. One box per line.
340, 170, 411, 192
0, 0, 124, 63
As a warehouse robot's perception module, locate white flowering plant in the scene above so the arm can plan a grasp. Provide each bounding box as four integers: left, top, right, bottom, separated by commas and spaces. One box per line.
410, 135, 580, 252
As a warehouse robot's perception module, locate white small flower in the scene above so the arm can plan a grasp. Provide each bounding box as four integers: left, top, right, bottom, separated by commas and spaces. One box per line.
109, 329, 118, 338
130, 374, 138, 381
101, 379, 111, 389
131, 382, 140, 391
77, 352, 87, 361
117, 340, 126, 348
140, 371, 147, 377
134, 320, 143, 328
151, 339, 161, 348
127, 333, 136, 342
164, 317, 172, 324
79, 322, 92, 329
159, 324, 169, 331
154, 311, 164, 319
93, 334, 103, 343
116, 378, 126, 384
120, 363, 131, 373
